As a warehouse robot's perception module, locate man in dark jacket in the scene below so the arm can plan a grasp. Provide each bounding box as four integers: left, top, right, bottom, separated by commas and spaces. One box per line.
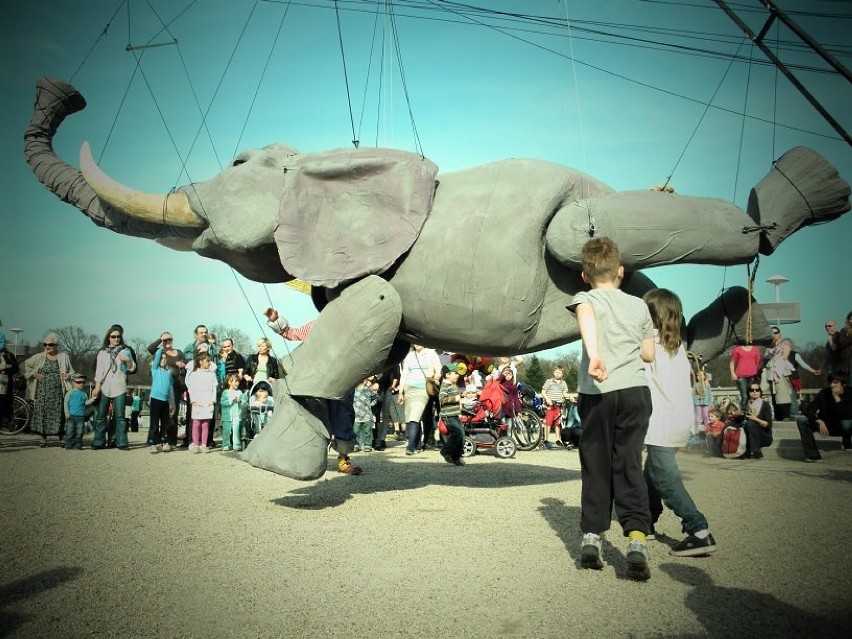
796, 371, 852, 462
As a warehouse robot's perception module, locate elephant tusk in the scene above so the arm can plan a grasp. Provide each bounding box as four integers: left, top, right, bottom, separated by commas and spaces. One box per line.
79, 142, 205, 228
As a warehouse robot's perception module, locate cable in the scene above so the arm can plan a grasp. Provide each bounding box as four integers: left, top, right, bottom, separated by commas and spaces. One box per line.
334, 0, 360, 147
661, 37, 748, 191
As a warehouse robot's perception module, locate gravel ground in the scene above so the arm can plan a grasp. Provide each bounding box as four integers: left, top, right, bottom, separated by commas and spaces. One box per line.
1, 423, 851, 639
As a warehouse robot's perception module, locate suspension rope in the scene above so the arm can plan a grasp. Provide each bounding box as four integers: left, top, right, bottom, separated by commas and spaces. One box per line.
356, 2, 384, 145
69, 0, 127, 83
387, 1, 424, 157
333, 0, 359, 147
231, 1, 293, 159
173, 0, 261, 185
660, 37, 749, 190
562, 0, 594, 237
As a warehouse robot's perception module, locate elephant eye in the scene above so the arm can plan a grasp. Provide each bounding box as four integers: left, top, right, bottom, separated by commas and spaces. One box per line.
231, 158, 247, 167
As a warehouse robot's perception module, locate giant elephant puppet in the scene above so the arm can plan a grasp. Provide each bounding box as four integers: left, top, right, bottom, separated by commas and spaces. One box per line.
26, 77, 851, 479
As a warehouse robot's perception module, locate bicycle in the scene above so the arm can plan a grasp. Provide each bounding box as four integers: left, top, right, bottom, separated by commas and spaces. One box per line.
0, 394, 32, 435
510, 408, 543, 451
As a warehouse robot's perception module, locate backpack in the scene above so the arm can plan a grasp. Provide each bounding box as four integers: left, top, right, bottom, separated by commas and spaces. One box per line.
722, 425, 747, 459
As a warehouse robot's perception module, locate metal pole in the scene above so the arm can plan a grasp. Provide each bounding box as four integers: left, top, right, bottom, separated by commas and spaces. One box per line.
760, 0, 852, 84
714, 0, 851, 147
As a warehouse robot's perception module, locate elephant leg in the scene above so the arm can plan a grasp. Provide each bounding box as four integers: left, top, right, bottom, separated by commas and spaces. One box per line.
278, 275, 403, 399
241, 275, 403, 479
686, 286, 772, 361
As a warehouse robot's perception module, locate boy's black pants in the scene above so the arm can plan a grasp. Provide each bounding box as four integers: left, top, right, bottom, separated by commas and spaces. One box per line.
578, 386, 652, 536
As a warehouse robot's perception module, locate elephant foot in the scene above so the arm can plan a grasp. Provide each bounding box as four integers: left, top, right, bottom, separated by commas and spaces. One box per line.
239, 393, 330, 480
750, 146, 850, 255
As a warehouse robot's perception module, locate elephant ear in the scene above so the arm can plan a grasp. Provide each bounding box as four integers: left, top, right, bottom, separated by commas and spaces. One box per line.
275, 148, 439, 288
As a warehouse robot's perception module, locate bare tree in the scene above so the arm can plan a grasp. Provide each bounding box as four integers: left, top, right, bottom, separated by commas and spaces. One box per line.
209, 324, 252, 355
49, 325, 99, 369
127, 336, 153, 385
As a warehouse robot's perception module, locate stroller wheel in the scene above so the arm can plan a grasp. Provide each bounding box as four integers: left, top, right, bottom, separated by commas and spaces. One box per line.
494, 436, 516, 459
461, 436, 477, 458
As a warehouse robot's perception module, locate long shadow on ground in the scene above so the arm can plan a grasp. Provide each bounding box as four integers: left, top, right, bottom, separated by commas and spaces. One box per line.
0, 566, 83, 638
272, 456, 579, 509
657, 563, 852, 639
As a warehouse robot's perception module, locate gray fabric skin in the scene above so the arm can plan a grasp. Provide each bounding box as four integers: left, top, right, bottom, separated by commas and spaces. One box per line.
281, 276, 403, 400
276, 149, 439, 289
686, 286, 773, 362
239, 391, 330, 480
24, 77, 852, 477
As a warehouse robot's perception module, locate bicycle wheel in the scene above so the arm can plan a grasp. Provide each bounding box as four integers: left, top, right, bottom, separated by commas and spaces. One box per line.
512, 409, 542, 451
3, 395, 31, 435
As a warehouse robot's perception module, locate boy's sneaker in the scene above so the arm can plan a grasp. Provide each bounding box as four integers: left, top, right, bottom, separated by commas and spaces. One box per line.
150, 445, 161, 454
580, 533, 604, 570
626, 540, 651, 581
161, 444, 172, 452
363, 446, 373, 452
669, 533, 718, 557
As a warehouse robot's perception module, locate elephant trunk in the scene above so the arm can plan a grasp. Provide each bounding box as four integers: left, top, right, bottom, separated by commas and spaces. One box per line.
24, 77, 201, 240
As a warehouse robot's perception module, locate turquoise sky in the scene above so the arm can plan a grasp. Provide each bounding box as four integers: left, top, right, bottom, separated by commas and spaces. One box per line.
2, 0, 850, 358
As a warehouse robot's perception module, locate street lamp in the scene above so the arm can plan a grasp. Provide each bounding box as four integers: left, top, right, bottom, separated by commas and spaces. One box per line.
765, 274, 789, 303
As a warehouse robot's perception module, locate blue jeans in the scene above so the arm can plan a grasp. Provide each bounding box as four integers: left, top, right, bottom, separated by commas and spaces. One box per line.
406, 420, 421, 453
93, 393, 127, 448
796, 415, 852, 460
65, 415, 85, 449
643, 445, 708, 535
736, 377, 756, 407
354, 420, 372, 449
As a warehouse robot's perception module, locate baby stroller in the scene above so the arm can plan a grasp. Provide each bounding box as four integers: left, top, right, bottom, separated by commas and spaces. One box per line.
458, 379, 517, 459
244, 380, 274, 445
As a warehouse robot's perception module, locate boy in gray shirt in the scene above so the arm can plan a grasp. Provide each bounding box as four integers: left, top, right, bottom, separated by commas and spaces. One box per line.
567, 237, 655, 581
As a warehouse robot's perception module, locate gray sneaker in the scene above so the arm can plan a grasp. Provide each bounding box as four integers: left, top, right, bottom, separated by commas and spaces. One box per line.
580, 533, 604, 570
626, 540, 651, 581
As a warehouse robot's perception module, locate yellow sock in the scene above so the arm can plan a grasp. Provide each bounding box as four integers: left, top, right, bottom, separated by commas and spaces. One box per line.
628, 530, 646, 543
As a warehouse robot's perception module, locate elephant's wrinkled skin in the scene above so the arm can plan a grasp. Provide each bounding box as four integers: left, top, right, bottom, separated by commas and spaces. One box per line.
25, 77, 850, 479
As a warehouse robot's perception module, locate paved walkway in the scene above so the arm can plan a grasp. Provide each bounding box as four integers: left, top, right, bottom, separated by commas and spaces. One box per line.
1, 422, 850, 638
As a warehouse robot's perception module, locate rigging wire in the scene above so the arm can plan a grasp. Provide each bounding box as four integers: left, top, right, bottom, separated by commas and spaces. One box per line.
660, 37, 749, 191
561, 0, 594, 236
231, 0, 293, 159
333, 0, 360, 147
356, 2, 384, 143
70, 0, 127, 83
386, 1, 424, 157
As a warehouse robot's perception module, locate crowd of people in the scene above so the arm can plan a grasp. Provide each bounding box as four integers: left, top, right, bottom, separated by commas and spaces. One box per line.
1, 246, 849, 583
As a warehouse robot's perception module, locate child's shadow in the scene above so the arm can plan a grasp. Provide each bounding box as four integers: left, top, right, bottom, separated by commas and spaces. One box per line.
538, 497, 635, 579
660, 563, 852, 638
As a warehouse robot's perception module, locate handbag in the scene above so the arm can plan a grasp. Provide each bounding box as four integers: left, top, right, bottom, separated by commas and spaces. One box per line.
425, 378, 438, 397
414, 350, 438, 397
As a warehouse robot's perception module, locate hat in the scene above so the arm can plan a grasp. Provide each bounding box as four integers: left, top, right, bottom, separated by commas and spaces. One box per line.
445, 362, 461, 374
72, 373, 86, 382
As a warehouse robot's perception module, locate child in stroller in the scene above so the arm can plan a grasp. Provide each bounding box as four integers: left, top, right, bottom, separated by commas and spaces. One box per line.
245, 380, 274, 444
457, 378, 517, 458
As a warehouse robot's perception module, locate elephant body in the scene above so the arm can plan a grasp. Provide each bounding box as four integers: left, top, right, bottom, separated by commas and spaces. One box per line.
25, 77, 851, 479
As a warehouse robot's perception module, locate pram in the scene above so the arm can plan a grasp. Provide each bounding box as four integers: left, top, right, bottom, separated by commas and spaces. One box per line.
244, 380, 274, 445
458, 379, 517, 459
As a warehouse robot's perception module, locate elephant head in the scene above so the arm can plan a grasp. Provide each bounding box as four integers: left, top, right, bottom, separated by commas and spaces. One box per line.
25, 77, 438, 285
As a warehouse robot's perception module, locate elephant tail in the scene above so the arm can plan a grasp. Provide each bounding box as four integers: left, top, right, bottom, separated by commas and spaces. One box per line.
749, 146, 851, 255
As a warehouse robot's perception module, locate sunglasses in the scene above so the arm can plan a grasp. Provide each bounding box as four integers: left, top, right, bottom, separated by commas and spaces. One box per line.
749, 387, 761, 392
109, 334, 121, 339
43, 342, 57, 347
